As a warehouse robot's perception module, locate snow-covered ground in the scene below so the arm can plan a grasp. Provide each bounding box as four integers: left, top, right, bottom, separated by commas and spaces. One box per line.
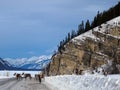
45, 74, 120, 90
0, 71, 120, 90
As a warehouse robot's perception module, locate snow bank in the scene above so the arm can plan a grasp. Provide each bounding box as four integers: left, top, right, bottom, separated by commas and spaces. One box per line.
0, 76, 10, 79
45, 75, 120, 90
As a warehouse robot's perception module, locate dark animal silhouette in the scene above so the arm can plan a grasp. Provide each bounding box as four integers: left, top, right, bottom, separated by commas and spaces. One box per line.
22, 73, 32, 80
73, 68, 79, 75
102, 69, 108, 76
35, 74, 39, 80
40, 72, 45, 80
35, 72, 45, 81
79, 70, 83, 75
14, 73, 22, 80
34, 74, 41, 83
38, 74, 41, 83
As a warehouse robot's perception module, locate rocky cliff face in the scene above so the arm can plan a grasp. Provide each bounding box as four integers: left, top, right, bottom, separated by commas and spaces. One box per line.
49, 17, 120, 75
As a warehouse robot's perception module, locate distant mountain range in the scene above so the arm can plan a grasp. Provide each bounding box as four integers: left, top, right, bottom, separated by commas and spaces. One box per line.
0, 55, 51, 71
0, 58, 17, 70
5, 55, 51, 70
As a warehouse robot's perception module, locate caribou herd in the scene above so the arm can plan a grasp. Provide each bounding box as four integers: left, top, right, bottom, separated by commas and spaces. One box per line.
14, 71, 45, 83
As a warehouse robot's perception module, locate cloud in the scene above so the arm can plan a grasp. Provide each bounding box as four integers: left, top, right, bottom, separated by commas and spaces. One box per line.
27, 51, 36, 55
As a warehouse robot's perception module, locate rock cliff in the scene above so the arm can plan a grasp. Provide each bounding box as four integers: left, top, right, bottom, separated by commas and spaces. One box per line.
48, 17, 120, 75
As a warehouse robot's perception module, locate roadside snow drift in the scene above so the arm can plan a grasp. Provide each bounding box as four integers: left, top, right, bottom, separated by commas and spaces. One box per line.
45, 75, 120, 90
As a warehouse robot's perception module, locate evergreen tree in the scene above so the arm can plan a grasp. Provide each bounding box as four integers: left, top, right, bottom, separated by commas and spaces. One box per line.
71, 30, 76, 39
85, 20, 91, 32
91, 16, 97, 28
77, 21, 84, 35
67, 32, 71, 42
57, 2, 120, 53
96, 11, 103, 25
118, 2, 120, 16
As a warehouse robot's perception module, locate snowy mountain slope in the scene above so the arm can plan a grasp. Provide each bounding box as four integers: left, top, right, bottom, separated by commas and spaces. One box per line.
5, 55, 51, 70
0, 58, 17, 70
72, 16, 120, 43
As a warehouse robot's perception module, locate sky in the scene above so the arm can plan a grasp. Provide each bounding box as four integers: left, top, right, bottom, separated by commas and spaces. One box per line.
0, 0, 119, 58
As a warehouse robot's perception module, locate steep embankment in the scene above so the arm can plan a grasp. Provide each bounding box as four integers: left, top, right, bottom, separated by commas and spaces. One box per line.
49, 16, 120, 75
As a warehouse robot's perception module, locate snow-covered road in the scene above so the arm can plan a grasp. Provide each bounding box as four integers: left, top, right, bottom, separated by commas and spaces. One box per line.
0, 71, 120, 90
0, 78, 51, 90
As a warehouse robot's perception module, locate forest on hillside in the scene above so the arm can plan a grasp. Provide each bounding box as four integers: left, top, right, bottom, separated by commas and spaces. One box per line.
57, 2, 120, 53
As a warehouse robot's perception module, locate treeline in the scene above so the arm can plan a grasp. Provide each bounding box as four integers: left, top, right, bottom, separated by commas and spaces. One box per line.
57, 2, 120, 53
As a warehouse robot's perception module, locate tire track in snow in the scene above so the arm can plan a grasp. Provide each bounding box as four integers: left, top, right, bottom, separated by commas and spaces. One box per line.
0, 78, 51, 90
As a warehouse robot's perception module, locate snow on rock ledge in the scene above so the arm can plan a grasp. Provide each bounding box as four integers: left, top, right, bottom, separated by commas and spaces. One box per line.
72, 16, 120, 43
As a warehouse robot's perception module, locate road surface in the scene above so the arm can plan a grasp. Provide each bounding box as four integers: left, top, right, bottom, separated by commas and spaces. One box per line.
0, 78, 51, 90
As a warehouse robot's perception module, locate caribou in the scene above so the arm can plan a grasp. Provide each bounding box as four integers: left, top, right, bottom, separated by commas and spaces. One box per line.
22, 73, 32, 80
14, 73, 22, 80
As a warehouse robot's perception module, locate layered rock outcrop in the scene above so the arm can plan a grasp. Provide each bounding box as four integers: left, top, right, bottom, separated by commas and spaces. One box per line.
48, 17, 120, 75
